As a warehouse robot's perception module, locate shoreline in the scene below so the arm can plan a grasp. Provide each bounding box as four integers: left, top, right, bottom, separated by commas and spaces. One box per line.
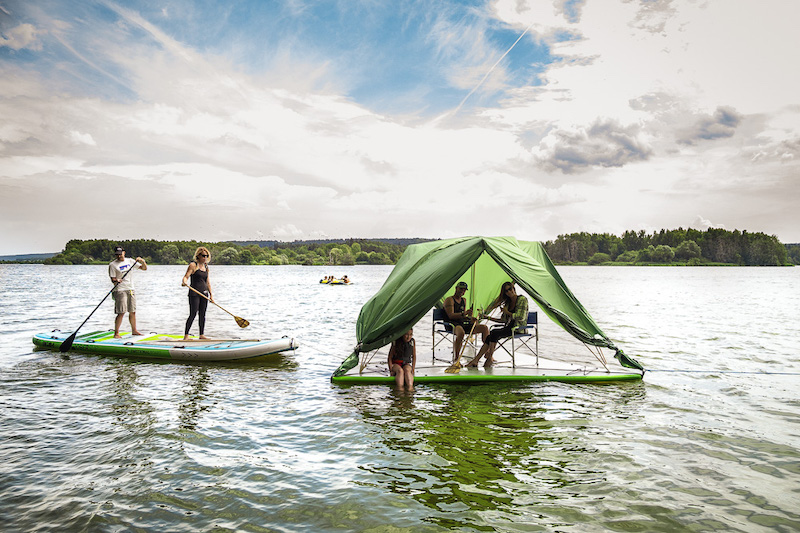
2, 260, 794, 267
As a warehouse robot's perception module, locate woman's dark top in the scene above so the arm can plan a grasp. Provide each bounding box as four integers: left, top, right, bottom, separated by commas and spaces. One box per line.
392, 339, 414, 364
189, 262, 209, 294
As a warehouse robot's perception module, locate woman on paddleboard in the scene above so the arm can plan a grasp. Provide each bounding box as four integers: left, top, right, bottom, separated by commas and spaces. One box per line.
182, 247, 214, 340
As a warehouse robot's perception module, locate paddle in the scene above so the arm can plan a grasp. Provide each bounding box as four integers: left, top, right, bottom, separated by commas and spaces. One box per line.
60, 259, 140, 352
185, 285, 249, 328
445, 314, 480, 374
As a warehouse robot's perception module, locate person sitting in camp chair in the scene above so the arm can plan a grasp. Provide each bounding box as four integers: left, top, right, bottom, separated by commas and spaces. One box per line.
443, 281, 489, 362
467, 282, 528, 367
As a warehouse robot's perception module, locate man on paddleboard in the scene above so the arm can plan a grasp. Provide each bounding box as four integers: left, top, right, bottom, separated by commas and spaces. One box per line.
109, 246, 147, 338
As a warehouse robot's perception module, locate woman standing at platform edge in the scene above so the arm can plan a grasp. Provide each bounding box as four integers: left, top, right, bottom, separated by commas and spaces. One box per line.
182, 247, 214, 340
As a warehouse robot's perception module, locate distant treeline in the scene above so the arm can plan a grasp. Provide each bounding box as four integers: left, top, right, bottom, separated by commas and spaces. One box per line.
6, 231, 797, 266
544, 228, 794, 266
788, 243, 800, 265
42, 238, 422, 266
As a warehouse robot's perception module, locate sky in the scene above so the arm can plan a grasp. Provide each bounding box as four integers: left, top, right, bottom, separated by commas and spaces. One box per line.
1, 0, 799, 255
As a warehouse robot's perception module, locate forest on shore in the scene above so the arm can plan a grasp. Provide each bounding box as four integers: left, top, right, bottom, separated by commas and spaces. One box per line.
40, 239, 415, 266
4, 229, 797, 266
542, 228, 795, 266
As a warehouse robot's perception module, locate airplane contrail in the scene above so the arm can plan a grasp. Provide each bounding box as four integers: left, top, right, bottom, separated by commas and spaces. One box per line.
452, 22, 534, 116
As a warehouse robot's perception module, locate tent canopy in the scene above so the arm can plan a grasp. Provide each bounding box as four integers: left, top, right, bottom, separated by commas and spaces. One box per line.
333, 236, 642, 377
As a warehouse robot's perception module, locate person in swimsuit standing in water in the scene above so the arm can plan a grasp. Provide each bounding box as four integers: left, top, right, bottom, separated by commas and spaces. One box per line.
388, 328, 416, 390
181, 247, 214, 340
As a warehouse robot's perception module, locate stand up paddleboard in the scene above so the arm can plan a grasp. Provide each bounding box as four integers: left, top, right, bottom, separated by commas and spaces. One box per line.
33, 330, 297, 362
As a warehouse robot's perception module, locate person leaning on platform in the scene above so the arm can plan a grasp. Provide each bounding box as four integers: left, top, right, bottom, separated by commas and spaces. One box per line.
388, 328, 416, 390
443, 281, 489, 362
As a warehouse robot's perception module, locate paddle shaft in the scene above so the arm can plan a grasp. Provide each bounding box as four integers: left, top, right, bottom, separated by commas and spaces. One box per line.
444, 315, 482, 373
456, 315, 480, 360
185, 285, 235, 318
60, 259, 139, 352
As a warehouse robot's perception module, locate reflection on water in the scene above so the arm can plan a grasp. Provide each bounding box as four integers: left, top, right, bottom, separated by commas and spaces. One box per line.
178, 367, 212, 431
1, 264, 799, 531
108, 363, 156, 433
348, 382, 650, 530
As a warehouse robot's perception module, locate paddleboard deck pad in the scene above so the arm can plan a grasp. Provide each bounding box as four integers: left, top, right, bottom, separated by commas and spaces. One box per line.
33, 330, 297, 362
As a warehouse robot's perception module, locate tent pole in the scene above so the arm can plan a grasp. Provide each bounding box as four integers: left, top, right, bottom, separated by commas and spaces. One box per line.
468, 261, 477, 357
470, 261, 476, 311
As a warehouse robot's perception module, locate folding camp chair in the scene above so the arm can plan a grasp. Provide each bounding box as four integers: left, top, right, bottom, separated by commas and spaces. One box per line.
496, 311, 538, 367
431, 308, 477, 363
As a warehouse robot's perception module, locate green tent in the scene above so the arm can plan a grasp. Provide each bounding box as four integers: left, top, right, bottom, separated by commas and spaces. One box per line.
332, 236, 643, 377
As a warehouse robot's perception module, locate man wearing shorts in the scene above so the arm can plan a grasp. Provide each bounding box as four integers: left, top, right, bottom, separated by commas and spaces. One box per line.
109, 246, 147, 338
442, 281, 489, 362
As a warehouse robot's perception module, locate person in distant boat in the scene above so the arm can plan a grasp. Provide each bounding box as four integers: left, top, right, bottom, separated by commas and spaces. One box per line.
182, 247, 214, 340
443, 281, 489, 362
388, 328, 416, 390
342, 275, 350, 284
466, 282, 528, 368
108, 246, 147, 338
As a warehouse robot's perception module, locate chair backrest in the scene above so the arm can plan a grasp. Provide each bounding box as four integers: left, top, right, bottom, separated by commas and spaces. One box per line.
432, 308, 454, 333
513, 312, 538, 336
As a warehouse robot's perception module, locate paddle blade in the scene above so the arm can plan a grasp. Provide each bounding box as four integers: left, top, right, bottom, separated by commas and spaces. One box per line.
59, 332, 77, 352
444, 362, 461, 374
235, 316, 250, 328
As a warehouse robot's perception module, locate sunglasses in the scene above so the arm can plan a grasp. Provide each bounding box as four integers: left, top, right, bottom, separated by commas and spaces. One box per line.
199, 254, 209, 257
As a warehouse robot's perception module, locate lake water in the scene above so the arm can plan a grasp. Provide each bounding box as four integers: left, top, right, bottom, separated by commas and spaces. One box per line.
1, 264, 798, 532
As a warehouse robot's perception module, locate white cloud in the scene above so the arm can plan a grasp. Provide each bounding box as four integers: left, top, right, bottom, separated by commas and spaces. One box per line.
676, 106, 742, 145
1, 0, 799, 255
0, 23, 42, 51
691, 216, 725, 232
68, 130, 96, 146
533, 118, 653, 173
270, 224, 306, 241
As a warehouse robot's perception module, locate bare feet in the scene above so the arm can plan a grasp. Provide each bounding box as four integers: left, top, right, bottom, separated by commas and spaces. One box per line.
183, 335, 191, 340
114, 334, 122, 339
199, 335, 209, 339
132, 330, 143, 336
483, 357, 494, 368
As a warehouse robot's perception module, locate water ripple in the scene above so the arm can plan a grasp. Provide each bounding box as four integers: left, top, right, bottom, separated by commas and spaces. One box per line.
1, 264, 799, 531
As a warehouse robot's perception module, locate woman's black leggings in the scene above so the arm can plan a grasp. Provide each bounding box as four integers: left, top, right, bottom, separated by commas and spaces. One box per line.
487, 324, 514, 343
185, 291, 209, 335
